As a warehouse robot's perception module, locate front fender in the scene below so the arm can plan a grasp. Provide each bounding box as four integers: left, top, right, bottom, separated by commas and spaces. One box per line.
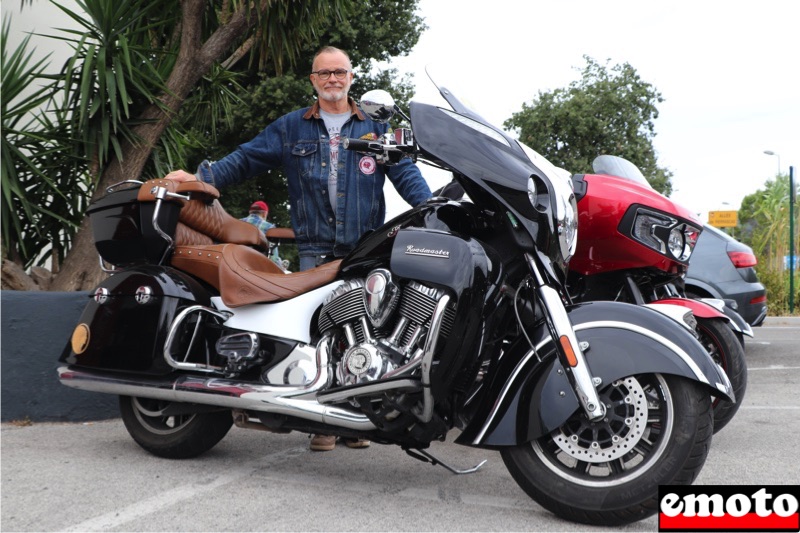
653, 297, 728, 320
457, 300, 733, 448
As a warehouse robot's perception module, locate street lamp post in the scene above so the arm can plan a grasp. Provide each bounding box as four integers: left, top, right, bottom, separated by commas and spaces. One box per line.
764, 150, 781, 176
790, 166, 795, 313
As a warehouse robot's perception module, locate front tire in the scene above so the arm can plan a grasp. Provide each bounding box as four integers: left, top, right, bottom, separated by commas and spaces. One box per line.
501, 374, 712, 526
119, 396, 233, 459
695, 317, 747, 433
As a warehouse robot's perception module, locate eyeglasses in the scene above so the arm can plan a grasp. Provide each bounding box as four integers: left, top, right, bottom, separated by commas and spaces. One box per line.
311, 68, 350, 81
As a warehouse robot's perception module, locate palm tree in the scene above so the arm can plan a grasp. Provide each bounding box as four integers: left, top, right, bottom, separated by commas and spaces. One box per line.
37, 0, 344, 290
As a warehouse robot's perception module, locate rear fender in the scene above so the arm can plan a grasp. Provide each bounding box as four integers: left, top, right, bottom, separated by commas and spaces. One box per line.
457, 300, 733, 448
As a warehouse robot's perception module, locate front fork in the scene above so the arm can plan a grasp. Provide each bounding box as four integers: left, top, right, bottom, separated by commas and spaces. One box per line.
525, 254, 606, 421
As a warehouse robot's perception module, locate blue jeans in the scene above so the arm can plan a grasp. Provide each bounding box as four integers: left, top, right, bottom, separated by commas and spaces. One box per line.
299, 254, 336, 272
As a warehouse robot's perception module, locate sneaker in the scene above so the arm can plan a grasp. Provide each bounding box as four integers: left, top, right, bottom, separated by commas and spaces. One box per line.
344, 438, 370, 449
310, 434, 336, 451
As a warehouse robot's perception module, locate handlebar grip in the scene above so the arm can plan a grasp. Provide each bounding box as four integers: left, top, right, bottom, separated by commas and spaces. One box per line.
342, 138, 383, 153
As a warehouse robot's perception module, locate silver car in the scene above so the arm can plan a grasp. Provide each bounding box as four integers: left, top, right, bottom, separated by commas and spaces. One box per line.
685, 224, 768, 326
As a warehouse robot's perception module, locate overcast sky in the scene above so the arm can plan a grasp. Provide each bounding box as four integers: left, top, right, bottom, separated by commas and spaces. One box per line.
384, 0, 799, 220
5, 1, 798, 224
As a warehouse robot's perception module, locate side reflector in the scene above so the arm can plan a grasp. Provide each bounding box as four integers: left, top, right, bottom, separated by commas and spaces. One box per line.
71, 324, 91, 354
559, 336, 578, 367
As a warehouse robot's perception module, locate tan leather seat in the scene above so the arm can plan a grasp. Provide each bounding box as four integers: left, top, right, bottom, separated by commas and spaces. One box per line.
134, 179, 339, 307
172, 244, 341, 306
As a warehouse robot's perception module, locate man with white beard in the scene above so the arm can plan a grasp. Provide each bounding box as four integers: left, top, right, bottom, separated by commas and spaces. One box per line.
164, 46, 431, 451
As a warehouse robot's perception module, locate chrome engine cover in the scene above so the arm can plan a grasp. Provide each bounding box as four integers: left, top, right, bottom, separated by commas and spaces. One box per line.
318, 272, 451, 387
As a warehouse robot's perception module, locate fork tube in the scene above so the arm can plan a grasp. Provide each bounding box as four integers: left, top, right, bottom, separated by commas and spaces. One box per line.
524, 254, 606, 421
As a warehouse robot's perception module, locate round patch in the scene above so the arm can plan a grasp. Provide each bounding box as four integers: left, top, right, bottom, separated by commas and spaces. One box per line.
359, 156, 376, 175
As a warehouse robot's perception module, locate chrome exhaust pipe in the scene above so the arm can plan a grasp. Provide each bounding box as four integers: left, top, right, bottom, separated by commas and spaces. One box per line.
58, 336, 377, 431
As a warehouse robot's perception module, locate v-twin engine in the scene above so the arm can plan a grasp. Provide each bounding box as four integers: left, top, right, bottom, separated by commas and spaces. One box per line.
318, 270, 454, 387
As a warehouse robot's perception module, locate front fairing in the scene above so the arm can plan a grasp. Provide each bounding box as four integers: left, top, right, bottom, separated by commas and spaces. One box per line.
409, 99, 575, 272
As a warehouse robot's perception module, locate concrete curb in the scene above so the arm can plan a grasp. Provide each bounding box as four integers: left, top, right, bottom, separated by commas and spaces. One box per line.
762, 316, 800, 326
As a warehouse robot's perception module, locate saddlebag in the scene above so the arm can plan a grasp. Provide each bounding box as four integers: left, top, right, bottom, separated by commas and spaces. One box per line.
60, 266, 213, 375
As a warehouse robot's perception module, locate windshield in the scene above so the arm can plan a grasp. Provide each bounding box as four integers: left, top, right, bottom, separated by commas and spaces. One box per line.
592, 155, 652, 188
420, 65, 569, 192
413, 68, 579, 264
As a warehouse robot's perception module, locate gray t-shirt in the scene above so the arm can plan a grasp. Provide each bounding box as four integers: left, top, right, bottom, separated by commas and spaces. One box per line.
319, 109, 351, 213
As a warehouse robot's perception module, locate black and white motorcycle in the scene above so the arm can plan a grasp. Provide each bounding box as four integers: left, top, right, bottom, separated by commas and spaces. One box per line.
59, 75, 733, 526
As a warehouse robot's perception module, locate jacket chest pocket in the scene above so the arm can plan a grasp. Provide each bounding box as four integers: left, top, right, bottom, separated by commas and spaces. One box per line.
291, 142, 319, 178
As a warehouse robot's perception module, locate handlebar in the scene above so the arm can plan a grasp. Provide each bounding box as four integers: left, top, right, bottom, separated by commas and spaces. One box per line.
342, 138, 384, 154
342, 136, 415, 165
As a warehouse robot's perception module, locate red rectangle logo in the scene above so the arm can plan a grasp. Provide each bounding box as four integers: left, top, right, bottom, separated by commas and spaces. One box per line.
658, 485, 799, 532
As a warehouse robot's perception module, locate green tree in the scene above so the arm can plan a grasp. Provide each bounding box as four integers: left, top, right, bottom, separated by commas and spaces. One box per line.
1, 17, 90, 275
177, 1, 425, 270
505, 56, 672, 195
3, 0, 339, 288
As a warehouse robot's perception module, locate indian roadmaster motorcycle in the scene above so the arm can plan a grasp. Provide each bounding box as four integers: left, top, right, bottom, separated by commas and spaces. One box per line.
58, 81, 733, 526
568, 155, 748, 433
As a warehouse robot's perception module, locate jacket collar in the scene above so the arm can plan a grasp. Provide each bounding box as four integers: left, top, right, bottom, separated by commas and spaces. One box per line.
303, 97, 364, 121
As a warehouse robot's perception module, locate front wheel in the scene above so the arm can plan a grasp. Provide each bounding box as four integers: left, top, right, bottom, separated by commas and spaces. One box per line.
695, 317, 747, 433
501, 373, 712, 526
119, 396, 233, 459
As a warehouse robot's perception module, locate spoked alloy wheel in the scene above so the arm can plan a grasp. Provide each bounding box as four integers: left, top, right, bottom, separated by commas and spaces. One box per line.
694, 317, 747, 433
501, 373, 712, 526
119, 396, 233, 459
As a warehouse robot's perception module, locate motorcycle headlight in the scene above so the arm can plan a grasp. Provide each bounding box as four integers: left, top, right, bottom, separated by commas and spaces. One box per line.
559, 194, 579, 260
527, 176, 537, 206
632, 210, 675, 254
631, 208, 700, 262
668, 227, 685, 258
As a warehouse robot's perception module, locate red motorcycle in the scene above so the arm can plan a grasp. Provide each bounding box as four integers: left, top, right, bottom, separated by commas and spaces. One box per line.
568, 155, 747, 433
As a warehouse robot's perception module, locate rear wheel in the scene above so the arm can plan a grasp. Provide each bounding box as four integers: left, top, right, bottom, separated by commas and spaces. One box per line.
694, 317, 747, 433
119, 396, 233, 458
501, 373, 712, 526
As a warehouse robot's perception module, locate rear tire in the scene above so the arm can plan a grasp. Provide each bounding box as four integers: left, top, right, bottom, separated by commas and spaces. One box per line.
500, 374, 712, 526
119, 396, 233, 459
694, 317, 747, 433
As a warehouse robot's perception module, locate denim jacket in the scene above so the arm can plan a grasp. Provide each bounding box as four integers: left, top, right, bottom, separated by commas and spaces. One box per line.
200, 98, 431, 258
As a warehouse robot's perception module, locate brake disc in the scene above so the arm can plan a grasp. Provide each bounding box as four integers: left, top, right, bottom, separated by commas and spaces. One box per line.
552, 376, 648, 462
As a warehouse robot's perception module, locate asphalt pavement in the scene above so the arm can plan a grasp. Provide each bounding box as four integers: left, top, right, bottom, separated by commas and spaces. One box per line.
2, 319, 798, 532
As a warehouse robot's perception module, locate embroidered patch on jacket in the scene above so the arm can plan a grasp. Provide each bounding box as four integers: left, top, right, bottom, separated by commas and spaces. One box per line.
359, 156, 377, 175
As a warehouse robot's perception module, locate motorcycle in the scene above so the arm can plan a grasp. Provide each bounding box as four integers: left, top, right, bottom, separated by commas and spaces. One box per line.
58, 77, 733, 526
567, 155, 747, 433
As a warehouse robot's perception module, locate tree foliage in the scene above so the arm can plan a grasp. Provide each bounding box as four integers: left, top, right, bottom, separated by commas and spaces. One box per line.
2, 0, 424, 290
179, 1, 425, 269
3, 0, 424, 290
735, 173, 799, 315
1, 16, 92, 272
505, 56, 672, 194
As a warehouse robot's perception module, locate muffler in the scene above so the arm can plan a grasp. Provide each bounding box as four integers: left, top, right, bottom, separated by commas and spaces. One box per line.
58, 336, 377, 431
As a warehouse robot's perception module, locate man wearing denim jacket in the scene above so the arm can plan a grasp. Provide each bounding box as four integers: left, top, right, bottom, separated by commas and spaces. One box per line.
165, 46, 431, 272
164, 46, 429, 452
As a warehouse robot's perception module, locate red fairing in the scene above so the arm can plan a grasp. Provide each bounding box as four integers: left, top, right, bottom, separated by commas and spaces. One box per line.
651, 297, 727, 319
570, 174, 702, 276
